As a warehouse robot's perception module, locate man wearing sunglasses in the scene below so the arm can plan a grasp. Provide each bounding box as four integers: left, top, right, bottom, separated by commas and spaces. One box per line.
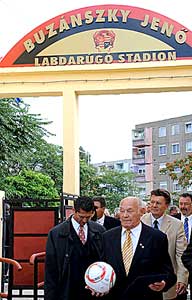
45, 196, 105, 300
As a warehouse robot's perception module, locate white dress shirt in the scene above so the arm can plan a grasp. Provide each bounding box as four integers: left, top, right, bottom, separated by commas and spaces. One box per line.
121, 222, 142, 254
96, 214, 105, 226
151, 214, 165, 230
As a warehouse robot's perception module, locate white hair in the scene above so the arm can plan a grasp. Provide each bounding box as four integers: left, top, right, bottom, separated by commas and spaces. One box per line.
120, 196, 143, 207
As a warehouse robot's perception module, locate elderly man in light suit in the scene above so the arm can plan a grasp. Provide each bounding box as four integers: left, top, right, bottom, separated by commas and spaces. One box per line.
142, 189, 188, 300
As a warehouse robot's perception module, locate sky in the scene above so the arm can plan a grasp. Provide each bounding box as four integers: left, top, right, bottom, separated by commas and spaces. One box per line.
1, 0, 192, 163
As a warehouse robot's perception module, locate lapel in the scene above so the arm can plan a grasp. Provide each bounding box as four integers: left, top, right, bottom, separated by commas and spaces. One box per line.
130, 223, 149, 269
142, 213, 171, 234
160, 215, 172, 234
111, 227, 126, 274
142, 213, 152, 226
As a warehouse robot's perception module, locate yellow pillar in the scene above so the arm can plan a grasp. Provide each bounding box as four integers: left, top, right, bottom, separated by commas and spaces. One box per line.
62, 89, 79, 195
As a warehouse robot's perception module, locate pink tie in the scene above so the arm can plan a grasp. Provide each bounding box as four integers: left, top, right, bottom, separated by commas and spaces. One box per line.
78, 226, 86, 244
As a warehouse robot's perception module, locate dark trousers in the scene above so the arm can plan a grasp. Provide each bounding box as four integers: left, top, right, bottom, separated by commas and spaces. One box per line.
176, 290, 188, 300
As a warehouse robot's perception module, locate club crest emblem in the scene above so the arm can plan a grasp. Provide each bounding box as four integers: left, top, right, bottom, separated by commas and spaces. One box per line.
93, 30, 115, 52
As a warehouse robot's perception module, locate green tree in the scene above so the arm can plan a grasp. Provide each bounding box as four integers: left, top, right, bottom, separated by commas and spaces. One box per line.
80, 159, 100, 196
79, 152, 141, 213
0, 98, 52, 180
97, 167, 140, 212
26, 142, 63, 194
2, 169, 59, 200
160, 154, 192, 188
79, 146, 91, 164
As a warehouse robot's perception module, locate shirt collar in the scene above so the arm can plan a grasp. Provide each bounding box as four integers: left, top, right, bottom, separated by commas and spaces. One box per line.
97, 214, 105, 225
71, 215, 88, 231
121, 222, 142, 237
150, 213, 165, 226
181, 214, 192, 222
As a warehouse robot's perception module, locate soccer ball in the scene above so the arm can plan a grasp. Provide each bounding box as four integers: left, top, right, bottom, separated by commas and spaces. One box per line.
85, 261, 116, 293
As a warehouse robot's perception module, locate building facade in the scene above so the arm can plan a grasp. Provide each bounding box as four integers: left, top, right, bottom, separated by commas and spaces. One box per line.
132, 114, 192, 196
93, 159, 132, 173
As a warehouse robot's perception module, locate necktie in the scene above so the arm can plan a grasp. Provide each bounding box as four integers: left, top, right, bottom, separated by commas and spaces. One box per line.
78, 226, 86, 244
153, 219, 159, 229
122, 230, 133, 275
184, 217, 189, 242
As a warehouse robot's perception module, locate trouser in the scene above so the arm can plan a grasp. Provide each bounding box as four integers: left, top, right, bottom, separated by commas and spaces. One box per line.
176, 292, 188, 300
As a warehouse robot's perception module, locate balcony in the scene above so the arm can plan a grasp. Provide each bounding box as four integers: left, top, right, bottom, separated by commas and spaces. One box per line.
135, 175, 146, 182
132, 128, 152, 147
132, 155, 145, 165
133, 140, 146, 147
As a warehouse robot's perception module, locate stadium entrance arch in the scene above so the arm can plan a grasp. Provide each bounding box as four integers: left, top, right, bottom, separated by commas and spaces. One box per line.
1, 4, 192, 195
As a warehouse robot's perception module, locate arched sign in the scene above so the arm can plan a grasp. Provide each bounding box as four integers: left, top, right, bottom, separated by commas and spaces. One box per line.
1, 4, 192, 67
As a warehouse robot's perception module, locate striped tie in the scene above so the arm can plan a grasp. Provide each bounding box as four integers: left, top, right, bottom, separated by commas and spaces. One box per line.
122, 230, 133, 275
184, 217, 189, 242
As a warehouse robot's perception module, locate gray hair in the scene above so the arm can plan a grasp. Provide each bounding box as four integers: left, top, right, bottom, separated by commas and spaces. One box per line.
120, 196, 143, 207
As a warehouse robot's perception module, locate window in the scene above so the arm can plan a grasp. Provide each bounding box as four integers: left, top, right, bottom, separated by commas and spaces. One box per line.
108, 165, 114, 170
173, 180, 181, 192
133, 130, 144, 139
116, 163, 123, 170
160, 181, 167, 190
172, 143, 180, 154
171, 124, 180, 135
186, 141, 192, 152
174, 166, 181, 173
185, 122, 192, 133
138, 167, 145, 175
159, 163, 166, 173
159, 145, 167, 156
159, 127, 166, 137
159, 163, 166, 169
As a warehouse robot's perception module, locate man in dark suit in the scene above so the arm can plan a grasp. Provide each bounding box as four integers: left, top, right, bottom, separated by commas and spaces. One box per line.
182, 234, 192, 300
102, 197, 176, 300
179, 193, 192, 300
44, 196, 105, 300
93, 196, 120, 230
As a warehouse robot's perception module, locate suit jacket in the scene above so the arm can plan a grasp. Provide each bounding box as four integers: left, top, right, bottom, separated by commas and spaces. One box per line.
102, 222, 176, 300
182, 233, 192, 282
142, 213, 188, 300
103, 215, 121, 230
44, 217, 105, 300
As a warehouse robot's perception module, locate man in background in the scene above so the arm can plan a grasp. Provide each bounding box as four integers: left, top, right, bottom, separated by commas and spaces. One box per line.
168, 205, 180, 218
179, 193, 192, 300
178, 193, 192, 243
142, 189, 188, 300
93, 196, 120, 230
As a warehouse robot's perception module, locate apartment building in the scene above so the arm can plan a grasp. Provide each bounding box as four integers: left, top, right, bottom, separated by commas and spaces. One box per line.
132, 114, 192, 196
93, 159, 132, 173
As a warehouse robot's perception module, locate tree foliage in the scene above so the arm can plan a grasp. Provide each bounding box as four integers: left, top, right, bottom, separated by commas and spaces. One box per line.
80, 155, 140, 213
0, 98, 61, 199
2, 169, 59, 200
26, 142, 63, 193
160, 154, 192, 188
0, 98, 52, 179
96, 167, 141, 212
80, 159, 100, 196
